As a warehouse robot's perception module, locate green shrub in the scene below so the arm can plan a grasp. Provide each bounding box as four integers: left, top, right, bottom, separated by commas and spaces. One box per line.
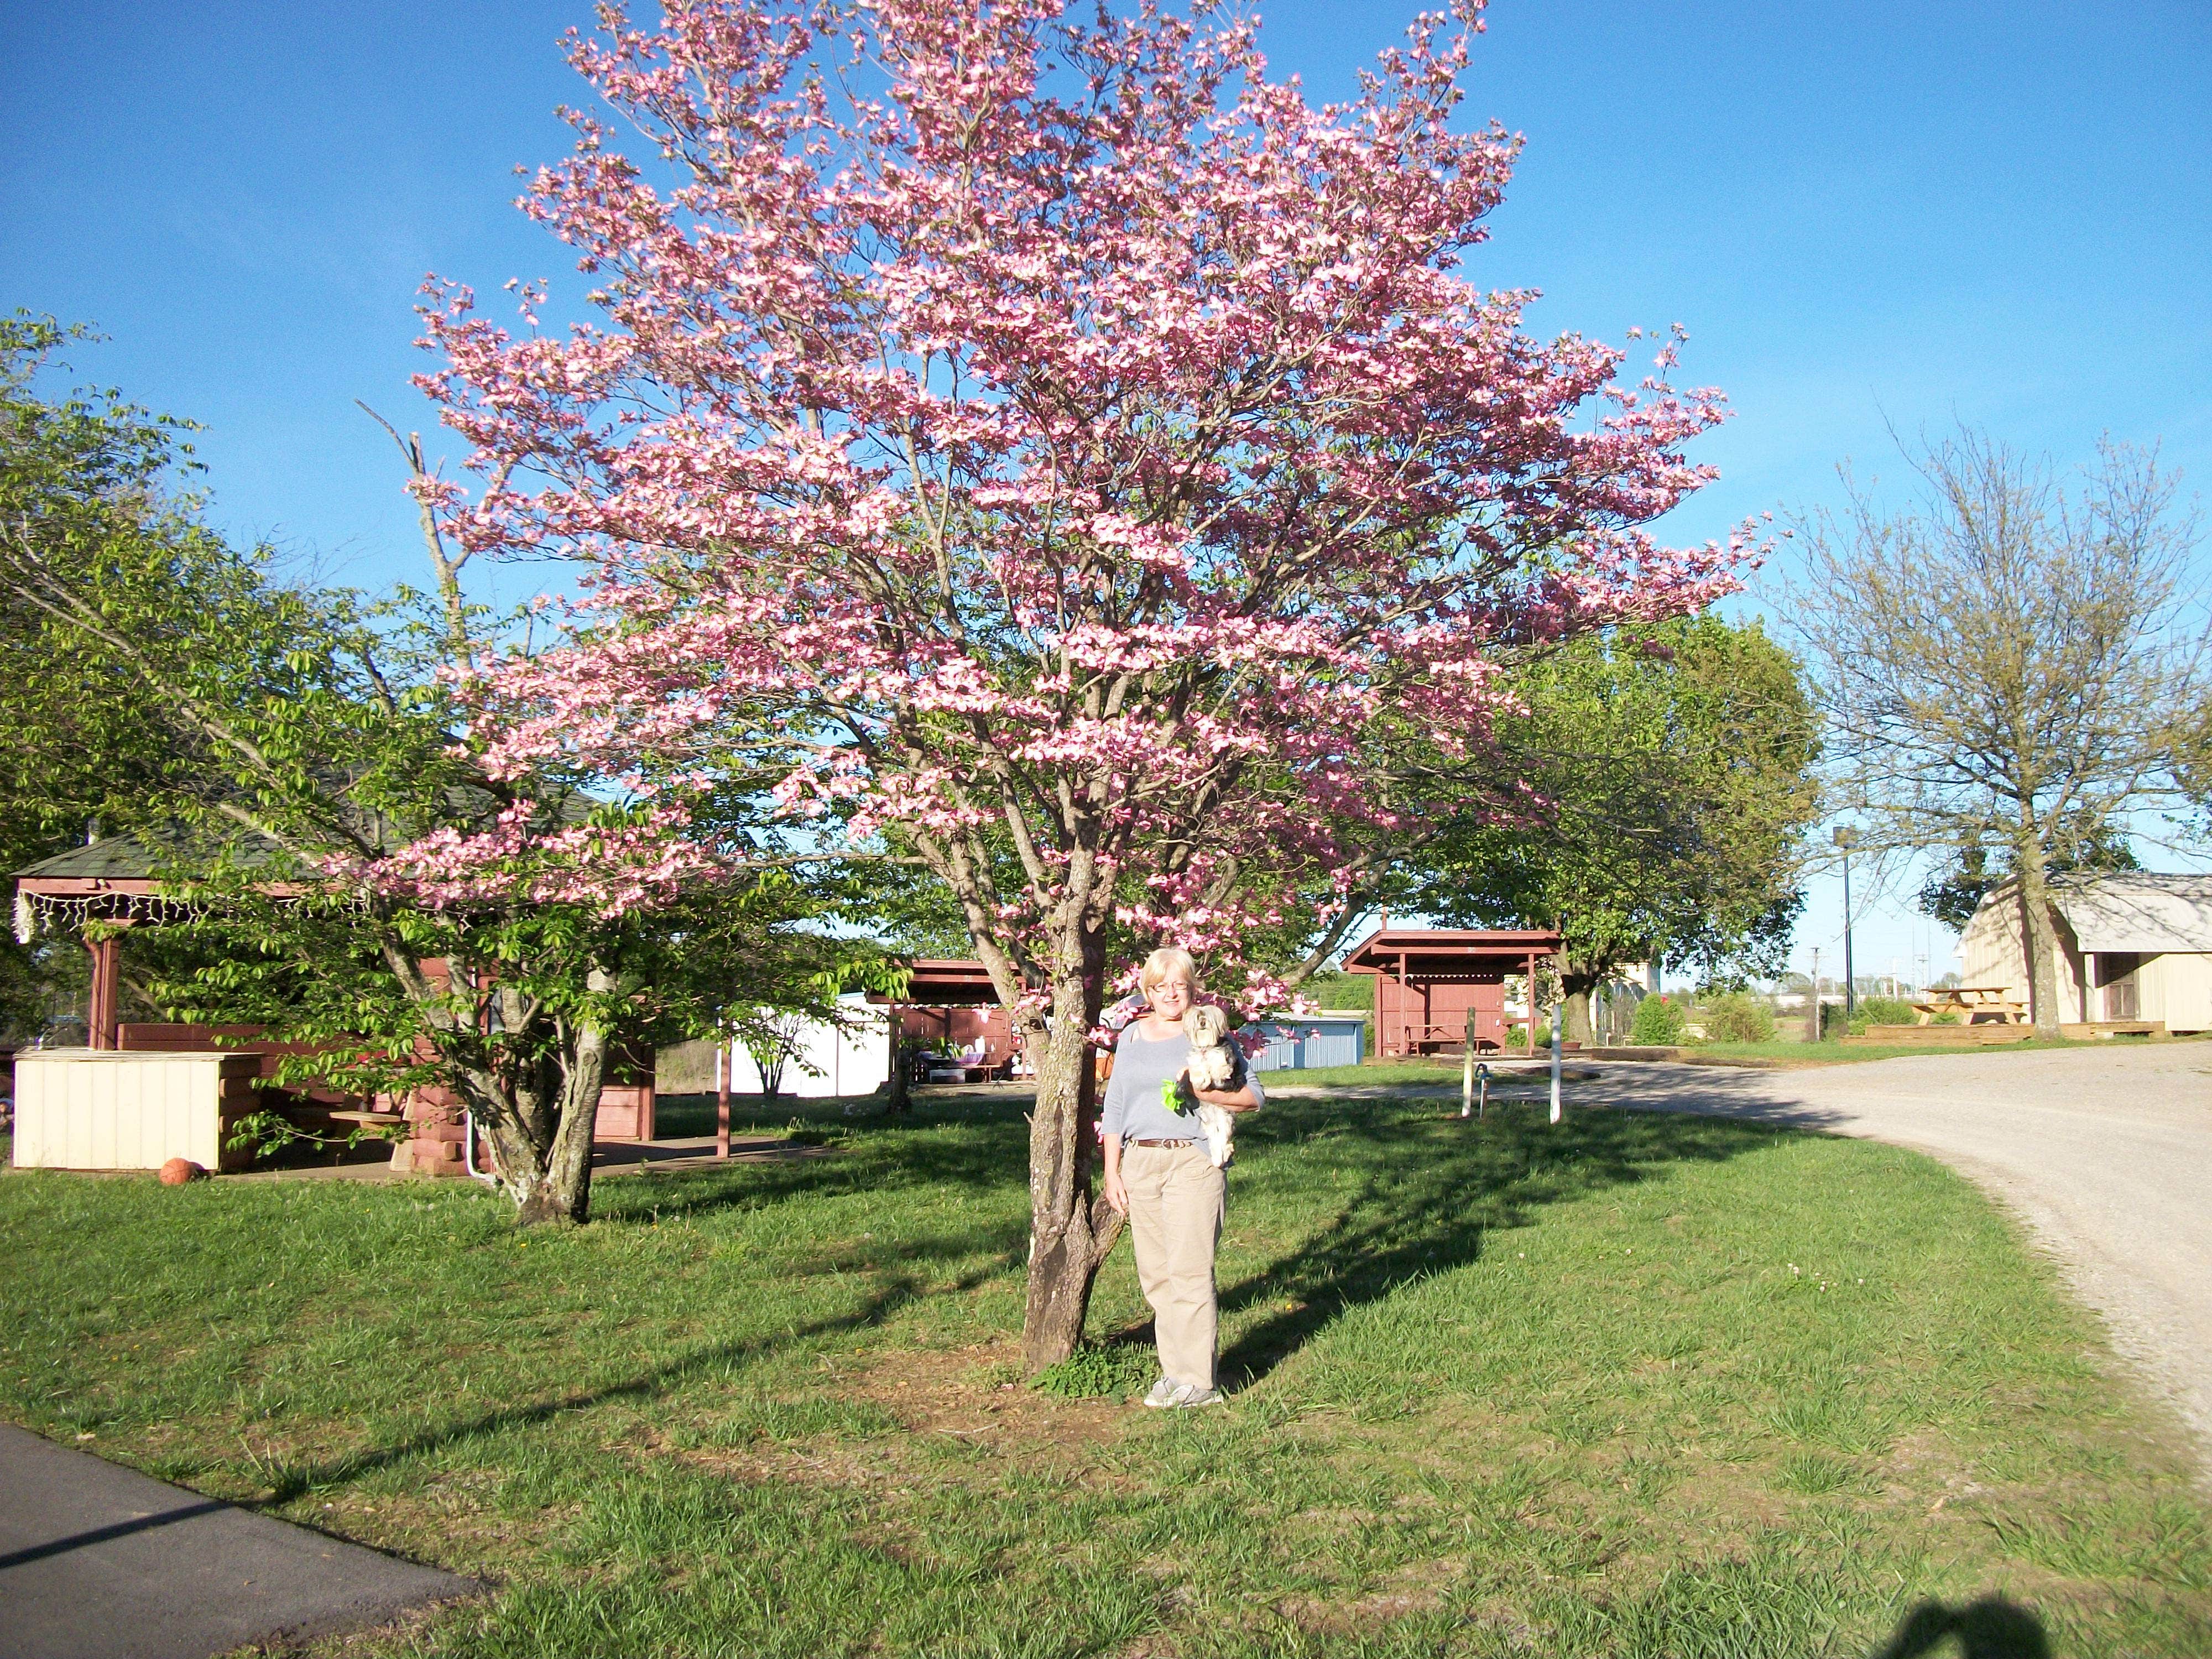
1630, 993, 1687, 1046
1847, 995, 1920, 1034
1031, 1343, 1155, 1399
1705, 992, 1777, 1044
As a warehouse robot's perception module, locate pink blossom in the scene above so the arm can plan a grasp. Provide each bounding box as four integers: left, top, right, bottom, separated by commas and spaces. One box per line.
408, 0, 1754, 1018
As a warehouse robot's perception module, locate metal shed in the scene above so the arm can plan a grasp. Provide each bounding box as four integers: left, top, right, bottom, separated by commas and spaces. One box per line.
1249, 1011, 1368, 1071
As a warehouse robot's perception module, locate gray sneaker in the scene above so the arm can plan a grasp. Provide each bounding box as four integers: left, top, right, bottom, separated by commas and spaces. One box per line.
1167, 1383, 1225, 1408
1140, 1375, 1182, 1408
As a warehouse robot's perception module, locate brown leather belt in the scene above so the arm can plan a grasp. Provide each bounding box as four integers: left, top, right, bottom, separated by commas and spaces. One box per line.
1131, 1138, 1195, 1147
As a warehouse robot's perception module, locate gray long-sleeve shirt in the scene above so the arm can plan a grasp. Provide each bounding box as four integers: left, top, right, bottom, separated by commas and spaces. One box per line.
1100, 1025, 1263, 1143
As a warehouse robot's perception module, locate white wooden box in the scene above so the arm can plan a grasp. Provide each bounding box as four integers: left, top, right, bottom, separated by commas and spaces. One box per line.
11, 1050, 262, 1172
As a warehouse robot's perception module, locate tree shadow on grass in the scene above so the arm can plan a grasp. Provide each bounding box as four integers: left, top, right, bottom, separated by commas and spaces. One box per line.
606, 1080, 1795, 1397
1213, 1094, 1792, 1389
248, 1237, 1020, 1505
601, 1097, 1034, 1224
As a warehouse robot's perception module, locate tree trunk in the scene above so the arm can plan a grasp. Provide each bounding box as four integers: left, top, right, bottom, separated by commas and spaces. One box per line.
2015, 836, 2064, 1037
1020, 955, 1125, 1372
884, 1010, 910, 1114
1559, 955, 1602, 1046
453, 983, 614, 1228
514, 1010, 611, 1226
379, 942, 615, 1224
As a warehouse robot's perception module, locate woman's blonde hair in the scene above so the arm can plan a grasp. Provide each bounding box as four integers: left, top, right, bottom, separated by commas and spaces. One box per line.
1140, 946, 1199, 991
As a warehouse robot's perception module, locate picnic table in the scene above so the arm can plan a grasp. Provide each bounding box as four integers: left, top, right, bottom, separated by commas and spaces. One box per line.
1913, 985, 2026, 1025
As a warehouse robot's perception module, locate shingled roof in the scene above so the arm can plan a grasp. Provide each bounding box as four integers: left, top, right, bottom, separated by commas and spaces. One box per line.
14, 837, 169, 883
14, 827, 294, 886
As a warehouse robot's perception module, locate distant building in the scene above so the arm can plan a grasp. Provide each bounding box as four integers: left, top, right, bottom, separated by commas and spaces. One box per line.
1959, 873, 2212, 1031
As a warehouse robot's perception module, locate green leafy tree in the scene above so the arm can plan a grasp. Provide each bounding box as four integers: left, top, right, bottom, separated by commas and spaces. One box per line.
0, 322, 890, 1221
1400, 614, 1821, 1040
1703, 991, 1776, 1044
1788, 429, 2205, 1035
0, 315, 208, 1037
1630, 994, 1687, 1045
1915, 827, 2140, 934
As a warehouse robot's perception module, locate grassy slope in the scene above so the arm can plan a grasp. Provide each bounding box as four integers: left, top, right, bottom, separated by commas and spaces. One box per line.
2, 1088, 2206, 1658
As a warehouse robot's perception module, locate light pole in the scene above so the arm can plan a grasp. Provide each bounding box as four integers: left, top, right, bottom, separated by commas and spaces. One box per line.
1834, 826, 1859, 1024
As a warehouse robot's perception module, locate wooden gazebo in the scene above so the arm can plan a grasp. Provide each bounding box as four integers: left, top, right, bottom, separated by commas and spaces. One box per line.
12, 836, 659, 1173
13, 838, 204, 1051
867, 959, 1018, 1079
1344, 925, 1564, 1058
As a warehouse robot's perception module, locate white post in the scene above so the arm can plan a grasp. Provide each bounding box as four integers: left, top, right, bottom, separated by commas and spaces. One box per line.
1548, 999, 1563, 1125
1461, 1006, 1476, 1118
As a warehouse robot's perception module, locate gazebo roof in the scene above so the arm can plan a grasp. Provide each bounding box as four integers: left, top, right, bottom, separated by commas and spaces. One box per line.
14, 790, 606, 940
1343, 926, 1563, 980
868, 958, 1003, 1006
13, 830, 301, 941
15, 838, 174, 885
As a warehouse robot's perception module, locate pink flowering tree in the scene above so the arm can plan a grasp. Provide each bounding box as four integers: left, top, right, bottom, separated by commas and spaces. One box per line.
419, 0, 1747, 1364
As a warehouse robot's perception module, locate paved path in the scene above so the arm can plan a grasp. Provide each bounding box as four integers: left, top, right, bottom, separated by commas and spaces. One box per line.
1573, 1045, 2212, 1475
0, 1422, 471, 1659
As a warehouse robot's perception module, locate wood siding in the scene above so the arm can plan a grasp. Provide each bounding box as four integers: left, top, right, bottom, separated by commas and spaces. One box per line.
12, 1050, 260, 1171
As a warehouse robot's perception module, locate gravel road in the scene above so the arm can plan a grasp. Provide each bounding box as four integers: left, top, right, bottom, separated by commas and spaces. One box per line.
1572, 1044, 2212, 1478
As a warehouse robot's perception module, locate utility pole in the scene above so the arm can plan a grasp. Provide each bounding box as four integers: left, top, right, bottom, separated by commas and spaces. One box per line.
1834, 826, 1859, 1024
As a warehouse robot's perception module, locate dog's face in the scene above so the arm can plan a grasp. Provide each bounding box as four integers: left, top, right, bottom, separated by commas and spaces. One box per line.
1185, 1003, 1230, 1047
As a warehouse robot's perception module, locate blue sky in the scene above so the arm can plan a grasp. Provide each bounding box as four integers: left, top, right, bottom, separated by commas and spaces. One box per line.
6, 1, 2208, 980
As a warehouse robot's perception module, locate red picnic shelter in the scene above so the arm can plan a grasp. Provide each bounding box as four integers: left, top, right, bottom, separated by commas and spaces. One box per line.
1344, 925, 1564, 1058
865, 959, 1020, 1081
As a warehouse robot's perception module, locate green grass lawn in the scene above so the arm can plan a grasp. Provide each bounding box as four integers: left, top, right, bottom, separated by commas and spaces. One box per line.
3, 1087, 2207, 1657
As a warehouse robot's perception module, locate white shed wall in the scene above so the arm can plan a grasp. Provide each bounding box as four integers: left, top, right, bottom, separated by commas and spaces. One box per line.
729, 997, 892, 1099
11, 1051, 258, 1170
1960, 889, 2212, 1029
1958, 894, 2090, 1021
2140, 954, 2212, 1032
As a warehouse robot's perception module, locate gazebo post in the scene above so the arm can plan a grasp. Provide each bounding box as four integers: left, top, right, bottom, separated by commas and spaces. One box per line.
85, 934, 122, 1051
716, 1031, 732, 1159
1525, 951, 1536, 1058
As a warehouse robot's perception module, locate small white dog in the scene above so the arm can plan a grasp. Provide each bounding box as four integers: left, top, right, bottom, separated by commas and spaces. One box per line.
1182, 1004, 1241, 1167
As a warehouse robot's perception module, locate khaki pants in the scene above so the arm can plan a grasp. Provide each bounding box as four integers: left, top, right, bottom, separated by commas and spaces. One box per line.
1122, 1141, 1226, 1389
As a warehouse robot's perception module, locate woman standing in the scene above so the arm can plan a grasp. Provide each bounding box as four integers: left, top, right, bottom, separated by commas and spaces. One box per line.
1100, 947, 1263, 1408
